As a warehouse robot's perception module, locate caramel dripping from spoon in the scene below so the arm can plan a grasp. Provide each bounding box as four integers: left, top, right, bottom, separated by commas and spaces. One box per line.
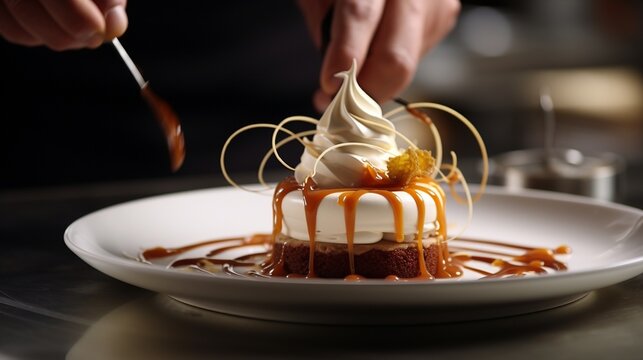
112, 38, 185, 171
141, 85, 185, 172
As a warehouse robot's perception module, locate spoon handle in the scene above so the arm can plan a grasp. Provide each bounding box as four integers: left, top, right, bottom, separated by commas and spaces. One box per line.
112, 38, 147, 89
110, 37, 185, 172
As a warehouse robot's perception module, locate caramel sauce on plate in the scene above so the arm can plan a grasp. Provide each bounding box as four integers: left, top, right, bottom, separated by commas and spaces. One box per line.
140, 173, 571, 281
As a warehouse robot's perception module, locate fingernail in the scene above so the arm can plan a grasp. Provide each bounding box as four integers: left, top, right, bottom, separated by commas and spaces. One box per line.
104, 5, 128, 39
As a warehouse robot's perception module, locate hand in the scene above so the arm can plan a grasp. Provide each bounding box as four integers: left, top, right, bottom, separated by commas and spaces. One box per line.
0, 0, 128, 51
297, 0, 460, 111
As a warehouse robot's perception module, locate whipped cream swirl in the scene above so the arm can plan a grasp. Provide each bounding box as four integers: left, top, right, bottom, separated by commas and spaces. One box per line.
294, 60, 399, 188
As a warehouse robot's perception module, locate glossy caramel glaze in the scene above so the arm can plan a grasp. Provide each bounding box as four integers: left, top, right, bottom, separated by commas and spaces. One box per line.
262, 174, 455, 279
140, 234, 571, 280
139, 176, 571, 280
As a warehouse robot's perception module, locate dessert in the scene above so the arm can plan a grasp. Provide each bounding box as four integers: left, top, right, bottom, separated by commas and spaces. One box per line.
140, 61, 572, 280
220, 60, 486, 279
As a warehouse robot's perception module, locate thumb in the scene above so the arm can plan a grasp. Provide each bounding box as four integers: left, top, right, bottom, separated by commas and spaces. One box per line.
94, 0, 128, 40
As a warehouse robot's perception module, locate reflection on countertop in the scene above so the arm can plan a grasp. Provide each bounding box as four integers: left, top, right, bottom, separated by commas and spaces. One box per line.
67, 284, 643, 360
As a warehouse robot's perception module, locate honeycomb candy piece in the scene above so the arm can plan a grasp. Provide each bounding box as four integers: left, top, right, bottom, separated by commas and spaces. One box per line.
386, 148, 435, 185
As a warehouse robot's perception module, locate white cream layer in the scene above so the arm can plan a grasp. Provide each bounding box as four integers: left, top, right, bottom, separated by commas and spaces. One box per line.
280, 190, 438, 244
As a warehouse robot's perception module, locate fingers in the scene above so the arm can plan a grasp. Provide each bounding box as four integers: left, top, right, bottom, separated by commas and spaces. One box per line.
309, 0, 461, 111
4, 0, 81, 51
0, 1, 40, 46
0, 0, 128, 51
358, 0, 426, 103
40, 0, 106, 48
421, 0, 460, 53
93, 0, 128, 40
319, 0, 385, 97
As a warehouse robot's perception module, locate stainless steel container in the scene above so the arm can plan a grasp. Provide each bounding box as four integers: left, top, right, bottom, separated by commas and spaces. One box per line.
489, 148, 625, 201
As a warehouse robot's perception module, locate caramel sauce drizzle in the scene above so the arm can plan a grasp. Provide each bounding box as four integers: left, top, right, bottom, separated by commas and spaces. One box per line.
339, 189, 404, 275
141, 236, 245, 260
139, 234, 570, 280
404, 188, 432, 279
139, 174, 571, 280
260, 177, 299, 276
297, 171, 435, 278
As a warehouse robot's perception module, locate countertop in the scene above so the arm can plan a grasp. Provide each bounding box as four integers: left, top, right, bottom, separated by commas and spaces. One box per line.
1, 173, 642, 359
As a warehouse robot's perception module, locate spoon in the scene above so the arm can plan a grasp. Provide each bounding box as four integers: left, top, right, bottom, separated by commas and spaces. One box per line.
111, 38, 185, 172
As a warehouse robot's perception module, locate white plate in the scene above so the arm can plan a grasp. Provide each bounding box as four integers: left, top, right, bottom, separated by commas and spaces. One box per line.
64, 186, 643, 324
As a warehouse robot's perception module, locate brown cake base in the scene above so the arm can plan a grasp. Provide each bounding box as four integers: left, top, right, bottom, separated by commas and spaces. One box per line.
274, 236, 440, 278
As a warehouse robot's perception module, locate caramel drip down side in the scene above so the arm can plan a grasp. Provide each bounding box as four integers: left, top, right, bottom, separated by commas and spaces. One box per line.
275, 175, 459, 279
272, 177, 300, 238
412, 180, 461, 278
404, 188, 433, 279
340, 190, 367, 275
370, 190, 405, 242
340, 190, 404, 275
302, 177, 339, 278
263, 177, 300, 276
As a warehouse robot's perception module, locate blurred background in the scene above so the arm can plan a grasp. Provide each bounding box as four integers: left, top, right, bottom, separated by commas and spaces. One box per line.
1, 0, 641, 203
